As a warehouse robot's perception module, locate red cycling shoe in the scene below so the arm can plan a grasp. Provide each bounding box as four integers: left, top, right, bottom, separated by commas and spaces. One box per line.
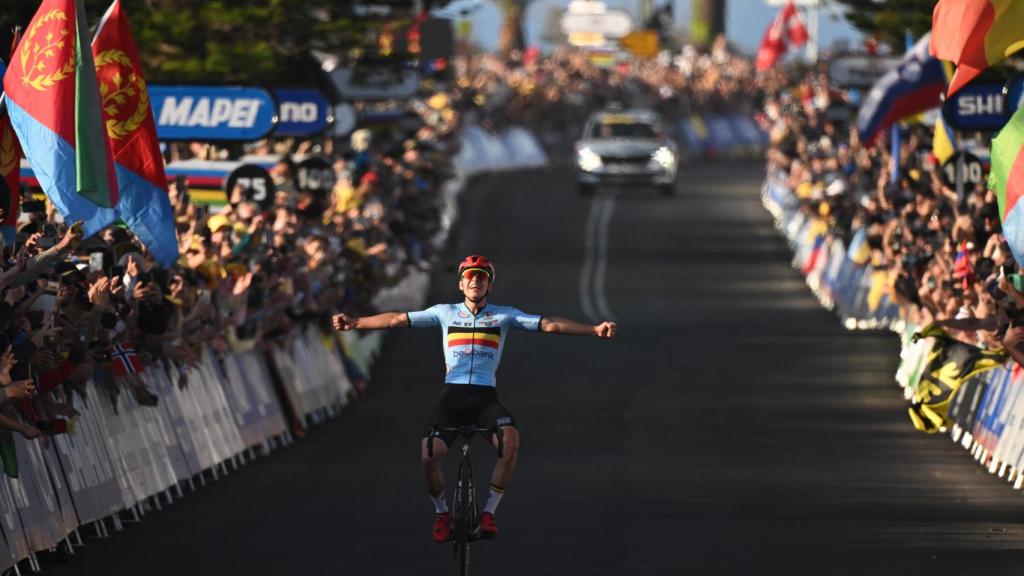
479, 512, 498, 539
433, 512, 451, 543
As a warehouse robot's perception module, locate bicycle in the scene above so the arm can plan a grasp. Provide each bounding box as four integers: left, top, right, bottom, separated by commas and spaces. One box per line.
428, 425, 505, 576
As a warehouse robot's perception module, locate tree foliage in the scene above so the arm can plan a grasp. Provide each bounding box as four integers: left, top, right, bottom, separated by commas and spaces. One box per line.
0, 0, 388, 84
494, 0, 533, 56
832, 0, 934, 50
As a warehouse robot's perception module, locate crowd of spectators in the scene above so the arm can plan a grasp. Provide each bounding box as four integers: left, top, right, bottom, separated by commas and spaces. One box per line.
761, 69, 1024, 365
451, 36, 760, 149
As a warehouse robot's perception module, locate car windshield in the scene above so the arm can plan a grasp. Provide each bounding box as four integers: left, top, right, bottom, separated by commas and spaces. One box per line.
589, 121, 660, 139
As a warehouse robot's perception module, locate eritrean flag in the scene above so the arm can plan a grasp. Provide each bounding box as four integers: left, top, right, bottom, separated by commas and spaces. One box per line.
447, 327, 501, 349
930, 0, 1024, 97
991, 107, 1024, 267
93, 0, 179, 266
3, 0, 118, 237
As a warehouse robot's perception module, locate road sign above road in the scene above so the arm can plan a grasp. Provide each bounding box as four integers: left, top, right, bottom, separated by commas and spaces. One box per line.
568, 0, 607, 14
560, 9, 633, 39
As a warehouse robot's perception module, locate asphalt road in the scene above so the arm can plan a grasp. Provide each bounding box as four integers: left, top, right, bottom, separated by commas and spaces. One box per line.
48, 162, 1024, 575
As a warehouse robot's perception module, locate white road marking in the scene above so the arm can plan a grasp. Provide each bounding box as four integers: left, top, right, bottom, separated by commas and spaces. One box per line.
579, 191, 617, 322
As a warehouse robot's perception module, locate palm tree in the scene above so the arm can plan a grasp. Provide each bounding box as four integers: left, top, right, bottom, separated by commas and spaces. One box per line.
495, 0, 533, 56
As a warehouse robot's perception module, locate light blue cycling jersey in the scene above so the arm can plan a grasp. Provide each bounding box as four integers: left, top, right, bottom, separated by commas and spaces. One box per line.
407, 302, 542, 386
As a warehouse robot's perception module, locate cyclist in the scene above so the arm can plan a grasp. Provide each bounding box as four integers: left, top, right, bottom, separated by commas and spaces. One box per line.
332, 254, 616, 542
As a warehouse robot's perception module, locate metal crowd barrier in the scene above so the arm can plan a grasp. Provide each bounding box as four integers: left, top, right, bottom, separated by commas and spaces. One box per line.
678, 113, 769, 160
761, 169, 901, 331
0, 323, 374, 573
764, 169, 1024, 498
897, 325, 1024, 490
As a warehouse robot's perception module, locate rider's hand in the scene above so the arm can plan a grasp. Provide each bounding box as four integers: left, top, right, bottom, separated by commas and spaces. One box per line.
594, 321, 617, 339
332, 313, 357, 331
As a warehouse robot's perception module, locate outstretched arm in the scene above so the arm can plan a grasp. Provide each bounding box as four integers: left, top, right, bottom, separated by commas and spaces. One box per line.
540, 317, 617, 339
332, 312, 411, 331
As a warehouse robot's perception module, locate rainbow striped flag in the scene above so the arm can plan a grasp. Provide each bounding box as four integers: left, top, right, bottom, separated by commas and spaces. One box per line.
992, 107, 1024, 266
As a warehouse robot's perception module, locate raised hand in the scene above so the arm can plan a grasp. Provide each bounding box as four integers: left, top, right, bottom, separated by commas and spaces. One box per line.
56, 221, 83, 251
331, 313, 357, 331
594, 321, 617, 339
5, 379, 35, 400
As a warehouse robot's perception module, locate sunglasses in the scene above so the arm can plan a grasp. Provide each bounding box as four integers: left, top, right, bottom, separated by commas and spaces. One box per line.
461, 270, 491, 282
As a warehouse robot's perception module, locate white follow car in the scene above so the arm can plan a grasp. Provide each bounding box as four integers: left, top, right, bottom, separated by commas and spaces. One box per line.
574, 109, 678, 196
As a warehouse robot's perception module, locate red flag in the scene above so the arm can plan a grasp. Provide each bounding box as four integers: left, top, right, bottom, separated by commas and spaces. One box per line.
93, 0, 165, 192
929, 0, 1024, 97
756, 1, 808, 71
0, 28, 24, 226
92, 0, 179, 267
110, 342, 144, 376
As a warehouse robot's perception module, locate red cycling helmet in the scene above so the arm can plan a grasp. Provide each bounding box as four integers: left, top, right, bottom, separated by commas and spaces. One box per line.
458, 255, 495, 281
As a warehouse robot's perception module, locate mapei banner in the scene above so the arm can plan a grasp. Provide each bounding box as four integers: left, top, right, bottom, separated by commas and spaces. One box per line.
149, 86, 277, 141
272, 89, 331, 137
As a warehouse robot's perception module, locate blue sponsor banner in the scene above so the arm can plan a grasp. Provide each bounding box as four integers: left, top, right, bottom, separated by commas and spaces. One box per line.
272, 89, 330, 137
941, 82, 1012, 131
150, 85, 277, 141
705, 116, 737, 151
1006, 75, 1024, 116
678, 118, 707, 152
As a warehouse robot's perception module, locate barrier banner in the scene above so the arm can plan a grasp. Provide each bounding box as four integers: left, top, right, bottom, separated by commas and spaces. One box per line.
990, 370, 1024, 471
54, 395, 123, 525
159, 365, 204, 478
948, 375, 988, 433
0, 525, 14, 572
971, 369, 1011, 454
453, 125, 549, 176
10, 436, 69, 551
147, 366, 197, 482
0, 475, 29, 566
221, 352, 287, 447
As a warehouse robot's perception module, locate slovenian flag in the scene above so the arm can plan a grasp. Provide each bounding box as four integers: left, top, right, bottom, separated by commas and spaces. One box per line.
93, 0, 179, 266
991, 107, 1024, 267
3, 0, 118, 237
855, 33, 947, 147
930, 0, 1024, 98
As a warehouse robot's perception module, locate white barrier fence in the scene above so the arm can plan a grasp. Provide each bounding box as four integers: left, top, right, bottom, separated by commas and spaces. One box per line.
0, 325, 374, 573
762, 167, 1024, 501
453, 125, 547, 176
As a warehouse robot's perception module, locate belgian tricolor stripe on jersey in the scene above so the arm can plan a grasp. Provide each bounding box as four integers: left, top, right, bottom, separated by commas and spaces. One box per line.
447, 326, 501, 349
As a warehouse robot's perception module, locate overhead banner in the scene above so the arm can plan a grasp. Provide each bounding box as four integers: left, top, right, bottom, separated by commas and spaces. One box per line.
330, 67, 420, 101
272, 89, 331, 137
149, 85, 277, 141
827, 54, 901, 88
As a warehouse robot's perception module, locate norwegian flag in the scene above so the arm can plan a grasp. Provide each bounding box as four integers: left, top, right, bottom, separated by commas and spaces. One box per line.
111, 343, 145, 377
755, 0, 809, 71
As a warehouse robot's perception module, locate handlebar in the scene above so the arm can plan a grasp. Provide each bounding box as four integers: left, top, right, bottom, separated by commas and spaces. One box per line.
428, 425, 504, 458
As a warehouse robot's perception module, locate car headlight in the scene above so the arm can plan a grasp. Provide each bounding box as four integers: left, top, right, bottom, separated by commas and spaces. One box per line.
651, 146, 675, 169
577, 147, 603, 172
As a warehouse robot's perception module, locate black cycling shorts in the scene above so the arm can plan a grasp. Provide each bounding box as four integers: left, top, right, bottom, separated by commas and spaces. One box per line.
423, 384, 516, 447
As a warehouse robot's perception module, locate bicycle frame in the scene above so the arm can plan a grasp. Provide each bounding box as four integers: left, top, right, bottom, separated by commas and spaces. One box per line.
427, 425, 504, 576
